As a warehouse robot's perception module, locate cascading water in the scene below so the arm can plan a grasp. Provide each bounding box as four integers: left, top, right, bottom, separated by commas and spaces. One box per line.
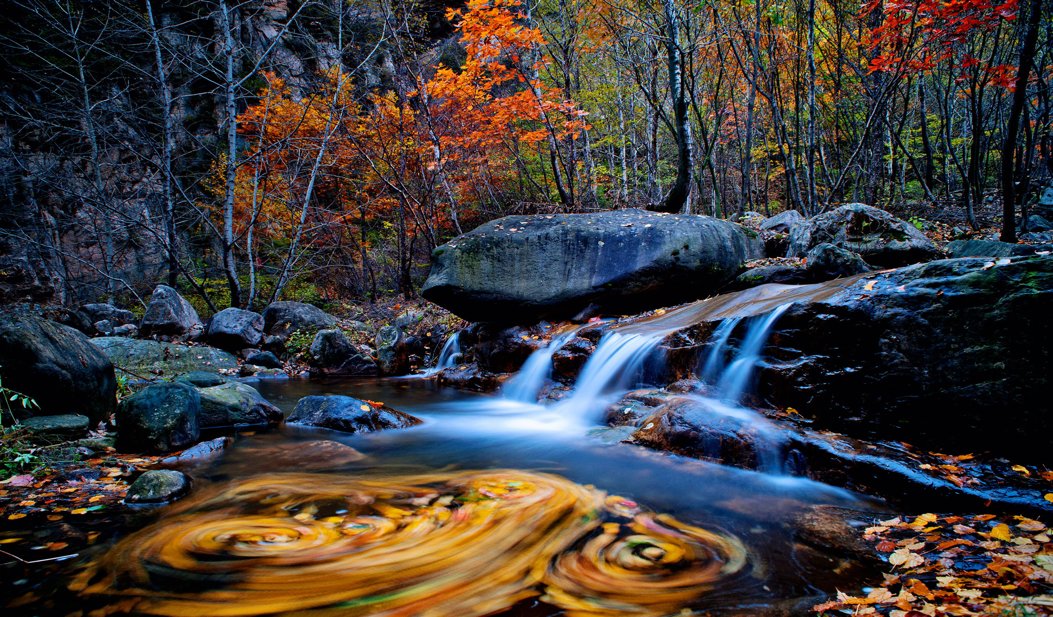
502, 327, 586, 402
700, 317, 742, 383
432, 332, 462, 372
556, 330, 670, 423
714, 304, 791, 404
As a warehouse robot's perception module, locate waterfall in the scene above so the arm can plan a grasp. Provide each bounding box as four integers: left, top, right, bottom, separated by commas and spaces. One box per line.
502, 327, 585, 402
714, 304, 790, 404
556, 330, 668, 422
421, 332, 461, 377
700, 317, 742, 383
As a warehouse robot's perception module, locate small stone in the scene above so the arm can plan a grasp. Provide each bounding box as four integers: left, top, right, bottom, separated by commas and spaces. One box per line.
125, 470, 191, 504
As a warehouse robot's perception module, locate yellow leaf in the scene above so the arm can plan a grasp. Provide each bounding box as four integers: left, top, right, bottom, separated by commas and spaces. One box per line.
864, 280, 877, 291
1011, 464, 1030, 476
71, 508, 88, 515
7, 513, 26, 520
360, 404, 371, 412
1044, 493, 1053, 503
990, 523, 1012, 541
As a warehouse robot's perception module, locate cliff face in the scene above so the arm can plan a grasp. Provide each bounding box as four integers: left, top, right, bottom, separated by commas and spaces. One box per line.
0, 0, 458, 306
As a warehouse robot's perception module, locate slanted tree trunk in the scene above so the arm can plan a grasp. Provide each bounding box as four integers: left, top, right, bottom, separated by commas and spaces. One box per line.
657, 0, 693, 213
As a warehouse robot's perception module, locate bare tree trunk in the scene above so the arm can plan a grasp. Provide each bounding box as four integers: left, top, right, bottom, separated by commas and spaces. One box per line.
220, 0, 242, 307
146, 0, 179, 288
659, 0, 692, 213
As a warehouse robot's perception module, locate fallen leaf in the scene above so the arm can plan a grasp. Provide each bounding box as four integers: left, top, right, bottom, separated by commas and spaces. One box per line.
989, 524, 1012, 542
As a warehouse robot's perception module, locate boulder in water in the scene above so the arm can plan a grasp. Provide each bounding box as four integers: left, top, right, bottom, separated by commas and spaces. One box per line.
140, 285, 202, 337
761, 254, 1053, 460
288, 395, 421, 434
0, 311, 116, 423
787, 204, 939, 266
116, 382, 200, 453
422, 209, 761, 323
206, 308, 264, 351
196, 382, 282, 428
125, 470, 191, 504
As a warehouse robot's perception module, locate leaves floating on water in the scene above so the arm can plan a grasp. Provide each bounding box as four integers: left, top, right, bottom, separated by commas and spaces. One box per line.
71, 470, 750, 617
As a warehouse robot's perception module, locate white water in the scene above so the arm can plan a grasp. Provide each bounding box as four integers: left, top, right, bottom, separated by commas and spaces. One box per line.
714, 304, 791, 404
502, 326, 586, 402
420, 332, 461, 377
701, 317, 742, 383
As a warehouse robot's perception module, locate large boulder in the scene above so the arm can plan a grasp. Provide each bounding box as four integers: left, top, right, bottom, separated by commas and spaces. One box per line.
759, 255, 1053, 460
196, 382, 282, 428
422, 209, 762, 323
288, 395, 421, 434
91, 337, 238, 377
804, 243, 872, 279
140, 285, 202, 337
206, 308, 264, 351
787, 204, 940, 267
0, 311, 116, 423
262, 301, 337, 338
116, 382, 200, 453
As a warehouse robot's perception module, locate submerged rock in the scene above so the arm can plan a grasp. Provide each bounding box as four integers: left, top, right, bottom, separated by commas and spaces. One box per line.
422, 208, 761, 323
787, 204, 939, 266
116, 382, 200, 453
91, 337, 238, 377
139, 285, 202, 337
0, 311, 116, 423
125, 470, 191, 504
288, 395, 421, 434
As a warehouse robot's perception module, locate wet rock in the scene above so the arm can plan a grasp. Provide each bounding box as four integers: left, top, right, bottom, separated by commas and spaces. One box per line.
551, 337, 595, 383
946, 239, 1042, 258
92, 337, 238, 377
436, 365, 502, 391
81, 303, 136, 327
463, 323, 546, 374
245, 350, 282, 369
140, 285, 202, 337
206, 308, 264, 351
116, 382, 200, 453
804, 243, 872, 279
244, 440, 365, 470
197, 381, 282, 428
288, 395, 422, 434
0, 311, 116, 423
159, 437, 230, 468
125, 470, 191, 504
173, 371, 233, 388
787, 204, 939, 266
423, 208, 762, 323
261, 301, 337, 339
629, 397, 775, 470
732, 265, 810, 290
20, 414, 91, 440
762, 255, 1053, 460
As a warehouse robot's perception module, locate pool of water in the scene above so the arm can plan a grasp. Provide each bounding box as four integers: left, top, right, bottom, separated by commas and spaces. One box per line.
5, 377, 885, 616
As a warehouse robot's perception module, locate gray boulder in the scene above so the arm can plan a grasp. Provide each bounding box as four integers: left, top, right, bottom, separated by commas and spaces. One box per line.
0, 311, 116, 423
946, 239, 1042, 259
206, 307, 264, 351
787, 204, 939, 266
116, 382, 200, 453
1024, 214, 1053, 232
197, 381, 282, 428
422, 208, 761, 323
140, 285, 202, 337
759, 210, 804, 234
91, 337, 238, 377
20, 414, 90, 440
288, 395, 421, 434
81, 303, 136, 327
262, 301, 337, 338
805, 243, 872, 279
125, 470, 191, 504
